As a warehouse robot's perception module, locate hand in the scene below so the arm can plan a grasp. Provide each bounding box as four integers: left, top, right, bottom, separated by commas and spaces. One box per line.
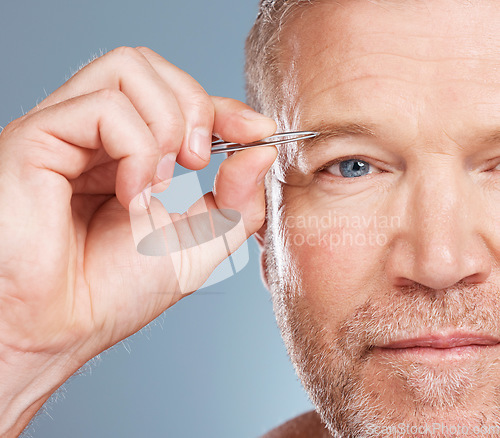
0, 46, 277, 436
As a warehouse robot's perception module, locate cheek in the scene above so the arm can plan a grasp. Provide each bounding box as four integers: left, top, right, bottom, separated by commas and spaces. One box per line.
280, 185, 394, 313
289, 224, 381, 282
284, 214, 390, 314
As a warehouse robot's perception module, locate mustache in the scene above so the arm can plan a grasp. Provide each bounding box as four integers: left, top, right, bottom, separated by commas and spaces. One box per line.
335, 280, 500, 353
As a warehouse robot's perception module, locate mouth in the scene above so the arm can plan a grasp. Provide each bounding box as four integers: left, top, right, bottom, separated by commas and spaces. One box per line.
372, 332, 500, 361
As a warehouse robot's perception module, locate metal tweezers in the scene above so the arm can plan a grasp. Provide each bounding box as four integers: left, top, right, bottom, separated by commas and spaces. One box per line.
210, 131, 319, 154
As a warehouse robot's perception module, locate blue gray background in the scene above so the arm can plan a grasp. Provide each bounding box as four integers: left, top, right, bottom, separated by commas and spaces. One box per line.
0, 0, 314, 437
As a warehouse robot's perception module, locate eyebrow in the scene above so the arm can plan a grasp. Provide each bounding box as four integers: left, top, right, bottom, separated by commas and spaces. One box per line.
300, 121, 378, 153
477, 129, 500, 146
300, 121, 500, 153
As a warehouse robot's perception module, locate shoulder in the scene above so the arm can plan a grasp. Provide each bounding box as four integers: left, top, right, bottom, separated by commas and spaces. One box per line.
260, 409, 332, 438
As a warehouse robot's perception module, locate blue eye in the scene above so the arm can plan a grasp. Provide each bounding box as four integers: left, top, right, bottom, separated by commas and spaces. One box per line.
325, 159, 374, 178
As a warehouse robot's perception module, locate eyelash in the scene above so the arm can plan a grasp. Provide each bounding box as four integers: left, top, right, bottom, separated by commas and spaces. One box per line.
313, 156, 500, 180
315, 155, 383, 176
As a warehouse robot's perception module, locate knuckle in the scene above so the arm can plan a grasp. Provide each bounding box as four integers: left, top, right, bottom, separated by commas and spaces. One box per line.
134, 46, 155, 57
187, 91, 215, 123
157, 117, 185, 152
134, 46, 173, 70
1, 117, 24, 138
93, 88, 126, 106
216, 158, 238, 184
246, 208, 266, 228
214, 96, 232, 105
211, 96, 245, 122
108, 45, 146, 66
0, 113, 36, 148
252, 200, 267, 222
169, 117, 185, 138
212, 96, 238, 110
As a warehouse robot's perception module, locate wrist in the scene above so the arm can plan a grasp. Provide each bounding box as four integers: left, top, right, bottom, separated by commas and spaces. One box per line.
0, 343, 81, 437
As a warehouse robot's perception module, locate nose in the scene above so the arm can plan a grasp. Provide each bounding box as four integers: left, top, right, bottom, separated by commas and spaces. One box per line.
385, 165, 492, 291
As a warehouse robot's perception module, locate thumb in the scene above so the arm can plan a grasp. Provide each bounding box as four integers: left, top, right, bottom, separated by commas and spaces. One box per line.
184, 144, 278, 292
128, 145, 277, 296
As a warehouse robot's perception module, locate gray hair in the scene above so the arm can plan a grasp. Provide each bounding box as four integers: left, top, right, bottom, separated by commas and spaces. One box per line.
244, 0, 422, 121
244, 0, 318, 120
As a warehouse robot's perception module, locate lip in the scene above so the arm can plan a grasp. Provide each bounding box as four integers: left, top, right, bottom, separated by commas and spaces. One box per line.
371, 332, 500, 362
378, 332, 500, 349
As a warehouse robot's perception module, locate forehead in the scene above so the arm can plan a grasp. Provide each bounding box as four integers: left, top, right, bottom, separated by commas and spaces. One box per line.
280, 0, 500, 80
277, 0, 500, 142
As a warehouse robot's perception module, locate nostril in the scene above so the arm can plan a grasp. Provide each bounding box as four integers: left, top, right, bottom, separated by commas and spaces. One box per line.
462, 271, 490, 285
393, 277, 415, 287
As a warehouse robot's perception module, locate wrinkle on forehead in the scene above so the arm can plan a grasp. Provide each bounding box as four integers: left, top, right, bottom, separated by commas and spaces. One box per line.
281, 0, 500, 85
269, 0, 500, 177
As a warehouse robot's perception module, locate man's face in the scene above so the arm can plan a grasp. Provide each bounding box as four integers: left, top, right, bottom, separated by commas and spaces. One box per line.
258, 0, 500, 435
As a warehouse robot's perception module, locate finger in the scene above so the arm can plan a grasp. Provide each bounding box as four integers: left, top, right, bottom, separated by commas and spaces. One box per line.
70, 160, 119, 195
132, 47, 277, 173
27, 46, 185, 170
134, 46, 215, 172
126, 144, 277, 299
6, 89, 160, 212
211, 96, 277, 144
185, 145, 277, 265
208, 145, 278, 236
211, 96, 278, 161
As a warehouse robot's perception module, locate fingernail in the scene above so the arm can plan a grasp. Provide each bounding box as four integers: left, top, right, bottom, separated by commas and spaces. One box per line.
156, 152, 177, 181
139, 182, 152, 210
240, 109, 272, 121
190, 127, 211, 161
256, 167, 269, 185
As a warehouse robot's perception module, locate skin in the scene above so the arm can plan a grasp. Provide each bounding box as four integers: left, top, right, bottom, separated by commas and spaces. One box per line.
4, 2, 500, 436
0, 47, 278, 436
256, 0, 500, 436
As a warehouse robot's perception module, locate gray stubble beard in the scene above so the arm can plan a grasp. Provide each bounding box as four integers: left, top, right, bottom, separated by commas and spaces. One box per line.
263, 195, 500, 437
